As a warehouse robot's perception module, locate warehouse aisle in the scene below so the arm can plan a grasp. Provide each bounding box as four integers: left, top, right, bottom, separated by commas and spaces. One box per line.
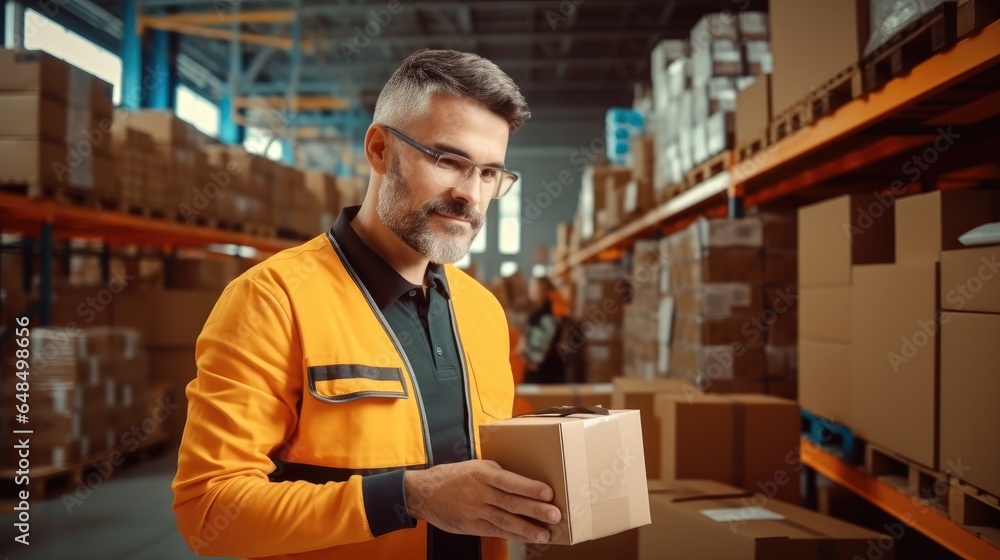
0, 452, 235, 560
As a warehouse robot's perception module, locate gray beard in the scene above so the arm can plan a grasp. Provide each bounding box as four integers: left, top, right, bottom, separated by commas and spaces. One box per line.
376, 159, 483, 264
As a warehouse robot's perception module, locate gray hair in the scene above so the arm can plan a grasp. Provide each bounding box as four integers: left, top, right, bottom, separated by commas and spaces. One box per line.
373, 49, 531, 134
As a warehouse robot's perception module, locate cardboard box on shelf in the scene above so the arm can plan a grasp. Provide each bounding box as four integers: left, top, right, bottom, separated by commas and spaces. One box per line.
112, 291, 218, 348
585, 341, 624, 383
799, 194, 895, 287
114, 109, 193, 146
735, 75, 771, 150
940, 244, 1000, 313
516, 383, 614, 413
0, 140, 71, 188
0, 49, 70, 101
480, 409, 651, 545
655, 394, 735, 483
940, 311, 1000, 498
895, 190, 1000, 263
631, 136, 655, 185
798, 339, 853, 425
670, 344, 767, 382
517, 526, 638, 560
655, 393, 800, 503
852, 262, 938, 468
800, 287, 852, 342
611, 377, 702, 480
639, 480, 893, 559
167, 258, 242, 292
769, 0, 867, 118
0, 94, 68, 141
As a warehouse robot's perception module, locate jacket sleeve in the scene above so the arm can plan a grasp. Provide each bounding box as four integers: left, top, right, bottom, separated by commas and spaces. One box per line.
171, 275, 411, 557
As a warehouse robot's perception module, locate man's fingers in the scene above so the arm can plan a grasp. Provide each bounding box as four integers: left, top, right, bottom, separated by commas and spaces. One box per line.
485, 468, 554, 502
483, 507, 551, 544
487, 488, 562, 525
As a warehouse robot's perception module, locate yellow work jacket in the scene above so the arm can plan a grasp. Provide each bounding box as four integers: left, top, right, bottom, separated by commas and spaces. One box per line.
171, 230, 514, 559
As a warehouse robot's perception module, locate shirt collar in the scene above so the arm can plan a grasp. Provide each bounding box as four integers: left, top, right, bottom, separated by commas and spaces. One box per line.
331, 205, 451, 310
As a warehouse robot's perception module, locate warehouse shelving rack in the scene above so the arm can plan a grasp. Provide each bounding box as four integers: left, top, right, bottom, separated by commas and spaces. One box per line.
0, 191, 297, 328
551, 19, 1000, 556
802, 439, 1000, 560
552, 19, 1000, 276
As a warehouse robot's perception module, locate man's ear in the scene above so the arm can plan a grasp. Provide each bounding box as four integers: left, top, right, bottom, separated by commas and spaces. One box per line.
364, 124, 389, 175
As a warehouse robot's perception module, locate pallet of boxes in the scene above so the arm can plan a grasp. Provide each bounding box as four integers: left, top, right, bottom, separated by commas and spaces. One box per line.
0, 49, 115, 203
799, 189, 1000, 548
648, 13, 771, 203
571, 262, 630, 383
1, 327, 156, 497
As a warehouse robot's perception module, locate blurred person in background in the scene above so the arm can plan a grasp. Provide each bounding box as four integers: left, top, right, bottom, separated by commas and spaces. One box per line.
520, 276, 569, 384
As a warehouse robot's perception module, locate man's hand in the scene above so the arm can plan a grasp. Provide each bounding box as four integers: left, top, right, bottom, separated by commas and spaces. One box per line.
403, 460, 562, 543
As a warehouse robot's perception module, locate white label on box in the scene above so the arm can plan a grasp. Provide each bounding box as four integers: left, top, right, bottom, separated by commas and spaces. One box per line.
89, 356, 100, 387
53, 445, 67, 468
703, 284, 752, 315
624, 180, 638, 214
52, 388, 70, 414
700, 507, 785, 522
122, 385, 133, 408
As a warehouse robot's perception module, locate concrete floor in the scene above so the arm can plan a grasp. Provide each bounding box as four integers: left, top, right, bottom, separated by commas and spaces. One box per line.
0, 451, 235, 560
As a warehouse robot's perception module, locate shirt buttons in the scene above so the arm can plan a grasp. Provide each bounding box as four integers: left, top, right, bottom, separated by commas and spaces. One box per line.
409, 290, 417, 297
436, 346, 443, 356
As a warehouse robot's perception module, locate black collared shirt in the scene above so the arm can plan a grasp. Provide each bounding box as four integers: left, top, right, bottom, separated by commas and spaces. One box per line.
332, 206, 479, 560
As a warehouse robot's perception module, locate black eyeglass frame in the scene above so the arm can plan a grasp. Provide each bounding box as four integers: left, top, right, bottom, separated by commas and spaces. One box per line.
383, 125, 519, 199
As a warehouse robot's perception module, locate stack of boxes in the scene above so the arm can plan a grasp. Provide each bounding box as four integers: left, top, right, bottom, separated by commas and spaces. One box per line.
203, 145, 266, 229
1, 327, 149, 472
0, 49, 114, 195
798, 189, 1000, 496
572, 262, 630, 382
623, 136, 657, 220
304, 170, 342, 230
852, 191, 1000, 472
798, 194, 895, 428
622, 240, 670, 380
760, 212, 799, 398
578, 165, 632, 242
665, 218, 767, 393
112, 124, 170, 212
648, 14, 770, 199
114, 109, 204, 219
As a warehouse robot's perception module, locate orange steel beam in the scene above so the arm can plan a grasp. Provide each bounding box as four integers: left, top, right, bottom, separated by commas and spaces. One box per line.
0, 193, 295, 254
801, 439, 1000, 560
138, 17, 294, 50
744, 135, 934, 207
234, 96, 351, 111
736, 20, 1000, 192
551, 169, 731, 275
153, 10, 295, 26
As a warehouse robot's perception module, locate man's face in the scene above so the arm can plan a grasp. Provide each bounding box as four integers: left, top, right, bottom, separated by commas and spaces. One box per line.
376, 94, 510, 264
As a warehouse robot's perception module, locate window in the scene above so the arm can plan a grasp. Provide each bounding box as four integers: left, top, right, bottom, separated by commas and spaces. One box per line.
176, 85, 219, 138
455, 253, 472, 269
244, 126, 284, 161
24, 9, 122, 104
498, 172, 521, 255
469, 221, 487, 253
499, 261, 518, 277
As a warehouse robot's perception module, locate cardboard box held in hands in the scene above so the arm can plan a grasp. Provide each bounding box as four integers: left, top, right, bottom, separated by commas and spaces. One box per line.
480, 406, 651, 545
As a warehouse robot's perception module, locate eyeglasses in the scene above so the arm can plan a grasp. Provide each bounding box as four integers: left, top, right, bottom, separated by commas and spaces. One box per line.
384, 126, 518, 199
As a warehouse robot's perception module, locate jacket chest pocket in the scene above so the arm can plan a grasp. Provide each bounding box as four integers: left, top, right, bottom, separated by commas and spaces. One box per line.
307, 364, 408, 403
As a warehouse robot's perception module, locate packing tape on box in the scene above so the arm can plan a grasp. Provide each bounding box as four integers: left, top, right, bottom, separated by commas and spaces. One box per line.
584, 414, 634, 535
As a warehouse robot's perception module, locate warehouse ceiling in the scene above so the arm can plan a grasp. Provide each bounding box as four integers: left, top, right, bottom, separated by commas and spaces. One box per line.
38, 0, 766, 159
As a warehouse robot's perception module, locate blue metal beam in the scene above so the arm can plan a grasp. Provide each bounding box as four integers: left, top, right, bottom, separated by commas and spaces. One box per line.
147, 27, 176, 108
218, 91, 244, 144
121, 0, 142, 108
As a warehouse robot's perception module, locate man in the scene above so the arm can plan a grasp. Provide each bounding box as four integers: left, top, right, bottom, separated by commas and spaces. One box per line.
171, 50, 561, 560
